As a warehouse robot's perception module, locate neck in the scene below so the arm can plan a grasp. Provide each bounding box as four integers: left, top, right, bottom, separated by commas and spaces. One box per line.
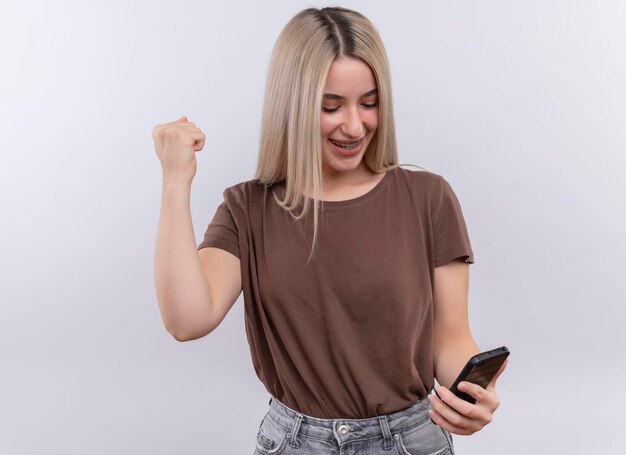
321, 161, 374, 188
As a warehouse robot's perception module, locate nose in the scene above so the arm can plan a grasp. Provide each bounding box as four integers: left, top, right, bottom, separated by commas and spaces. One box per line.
340, 105, 365, 139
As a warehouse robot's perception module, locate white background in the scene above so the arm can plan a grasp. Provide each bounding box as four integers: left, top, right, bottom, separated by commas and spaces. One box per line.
1, 0, 625, 453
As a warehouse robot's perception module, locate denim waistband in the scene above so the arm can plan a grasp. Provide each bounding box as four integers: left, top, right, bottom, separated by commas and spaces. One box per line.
266, 395, 431, 445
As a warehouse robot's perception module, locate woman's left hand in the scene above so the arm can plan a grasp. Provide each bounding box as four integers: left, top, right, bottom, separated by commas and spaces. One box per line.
427, 358, 508, 435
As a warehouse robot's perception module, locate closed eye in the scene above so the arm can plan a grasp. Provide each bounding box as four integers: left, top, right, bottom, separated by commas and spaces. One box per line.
322, 101, 378, 113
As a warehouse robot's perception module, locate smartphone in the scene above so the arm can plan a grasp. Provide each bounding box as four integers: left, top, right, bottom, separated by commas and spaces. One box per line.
447, 346, 510, 404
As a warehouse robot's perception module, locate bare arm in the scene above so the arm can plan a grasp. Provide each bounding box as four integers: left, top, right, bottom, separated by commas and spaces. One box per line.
154, 178, 213, 341
432, 259, 480, 388
429, 258, 507, 435
152, 118, 242, 341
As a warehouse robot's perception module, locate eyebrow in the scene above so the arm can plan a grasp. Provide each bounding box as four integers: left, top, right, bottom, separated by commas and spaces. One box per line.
323, 88, 378, 100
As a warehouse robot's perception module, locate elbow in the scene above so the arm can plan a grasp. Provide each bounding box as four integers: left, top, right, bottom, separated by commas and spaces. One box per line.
168, 329, 189, 342
173, 333, 191, 342
167, 325, 214, 342
167, 326, 192, 342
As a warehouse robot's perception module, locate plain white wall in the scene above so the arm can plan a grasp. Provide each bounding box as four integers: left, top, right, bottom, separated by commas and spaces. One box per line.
1, 0, 624, 453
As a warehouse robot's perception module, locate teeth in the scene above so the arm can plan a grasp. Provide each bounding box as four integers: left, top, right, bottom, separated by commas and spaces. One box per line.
330, 139, 360, 150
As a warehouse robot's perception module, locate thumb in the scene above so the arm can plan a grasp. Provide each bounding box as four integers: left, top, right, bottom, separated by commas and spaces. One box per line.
178, 116, 188, 122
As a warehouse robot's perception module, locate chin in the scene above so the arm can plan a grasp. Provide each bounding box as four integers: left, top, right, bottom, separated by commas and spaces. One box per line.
323, 152, 367, 175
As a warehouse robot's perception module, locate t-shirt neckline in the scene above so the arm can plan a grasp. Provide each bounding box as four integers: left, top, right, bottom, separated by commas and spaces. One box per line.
316, 167, 394, 208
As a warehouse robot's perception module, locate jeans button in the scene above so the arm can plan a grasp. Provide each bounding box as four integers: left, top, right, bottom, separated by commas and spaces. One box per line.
338, 424, 350, 435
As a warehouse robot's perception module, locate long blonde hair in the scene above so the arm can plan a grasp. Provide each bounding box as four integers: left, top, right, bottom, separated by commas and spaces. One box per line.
254, 7, 423, 262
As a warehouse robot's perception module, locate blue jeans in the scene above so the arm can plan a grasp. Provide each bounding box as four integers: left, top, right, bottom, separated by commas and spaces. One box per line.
254, 396, 455, 455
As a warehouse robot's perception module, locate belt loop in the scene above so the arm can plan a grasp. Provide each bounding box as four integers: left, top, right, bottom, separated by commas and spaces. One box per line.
378, 415, 393, 450
288, 412, 303, 448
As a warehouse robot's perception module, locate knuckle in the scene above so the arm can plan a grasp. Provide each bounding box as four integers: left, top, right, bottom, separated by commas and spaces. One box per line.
449, 415, 462, 427
162, 124, 175, 137
173, 128, 190, 142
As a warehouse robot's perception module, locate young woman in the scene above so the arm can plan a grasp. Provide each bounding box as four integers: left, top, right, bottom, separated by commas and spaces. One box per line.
152, 6, 507, 454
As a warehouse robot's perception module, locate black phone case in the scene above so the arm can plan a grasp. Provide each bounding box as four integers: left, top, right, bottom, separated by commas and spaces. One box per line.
448, 346, 510, 404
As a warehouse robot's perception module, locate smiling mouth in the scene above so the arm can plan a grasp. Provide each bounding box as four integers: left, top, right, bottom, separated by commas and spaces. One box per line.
329, 138, 363, 150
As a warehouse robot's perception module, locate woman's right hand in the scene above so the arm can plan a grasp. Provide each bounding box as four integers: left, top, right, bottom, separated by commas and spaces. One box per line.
151, 116, 206, 184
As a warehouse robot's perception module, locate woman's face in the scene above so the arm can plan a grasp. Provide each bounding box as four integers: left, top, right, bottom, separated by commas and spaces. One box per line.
320, 57, 379, 177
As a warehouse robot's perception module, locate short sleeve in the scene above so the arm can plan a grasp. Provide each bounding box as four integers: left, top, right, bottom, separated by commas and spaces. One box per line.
432, 176, 475, 268
197, 198, 240, 259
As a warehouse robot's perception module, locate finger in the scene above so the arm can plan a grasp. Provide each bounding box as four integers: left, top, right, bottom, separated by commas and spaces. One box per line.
190, 131, 205, 150
174, 122, 197, 129
434, 386, 475, 417
457, 381, 486, 401
429, 409, 473, 436
486, 358, 508, 392
457, 381, 499, 410
428, 390, 474, 430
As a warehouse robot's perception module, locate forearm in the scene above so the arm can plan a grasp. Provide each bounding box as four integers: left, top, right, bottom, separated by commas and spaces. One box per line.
154, 177, 212, 340
433, 332, 480, 389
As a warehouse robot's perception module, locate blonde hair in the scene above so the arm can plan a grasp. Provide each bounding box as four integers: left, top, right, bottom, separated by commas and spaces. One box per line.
254, 7, 423, 262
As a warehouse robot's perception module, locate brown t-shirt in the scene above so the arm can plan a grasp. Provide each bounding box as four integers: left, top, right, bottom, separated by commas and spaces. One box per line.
197, 166, 474, 419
